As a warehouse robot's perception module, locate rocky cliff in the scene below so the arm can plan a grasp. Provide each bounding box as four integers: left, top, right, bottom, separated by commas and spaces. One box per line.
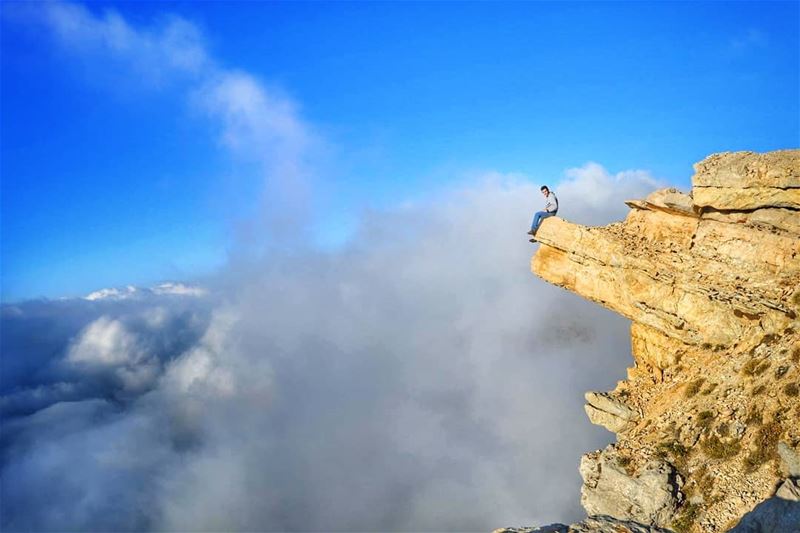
500, 150, 800, 533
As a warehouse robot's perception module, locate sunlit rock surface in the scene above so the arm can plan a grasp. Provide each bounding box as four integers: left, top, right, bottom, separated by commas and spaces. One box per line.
505, 150, 800, 533
692, 150, 800, 210
579, 447, 682, 526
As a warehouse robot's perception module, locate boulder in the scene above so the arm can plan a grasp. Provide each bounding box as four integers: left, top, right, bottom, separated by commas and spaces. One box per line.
580, 447, 681, 526
584, 392, 639, 433
644, 188, 696, 216
779, 442, 800, 478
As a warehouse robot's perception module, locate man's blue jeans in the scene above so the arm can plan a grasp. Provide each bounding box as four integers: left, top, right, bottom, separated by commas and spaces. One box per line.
531, 211, 556, 233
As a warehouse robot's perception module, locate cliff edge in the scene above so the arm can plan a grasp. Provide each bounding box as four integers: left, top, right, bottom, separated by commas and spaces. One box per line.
502, 150, 800, 533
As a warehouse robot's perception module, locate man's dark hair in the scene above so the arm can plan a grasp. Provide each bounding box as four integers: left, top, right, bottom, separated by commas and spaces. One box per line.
540, 185, 549, 192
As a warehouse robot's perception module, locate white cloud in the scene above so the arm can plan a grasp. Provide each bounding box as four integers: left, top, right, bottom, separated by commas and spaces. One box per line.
41, 1, 317, 238
141, 306, 169, 328
151, 283, 208, 297
84, 283, 207, 301
66, 316, 164, 393
2, 3, 676, 530
2, 169, 661, 531
161, 310, 239, 396
43, 1, 209, 79
149, 172, 656, 531
194, 71, 317, 231
85, 285, 139, 301
196, 72, 311, 161
68, 316, 140, 366
553, 162, 662, 225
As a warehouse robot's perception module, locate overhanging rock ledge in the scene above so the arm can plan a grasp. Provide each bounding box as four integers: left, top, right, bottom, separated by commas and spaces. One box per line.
499, 149, 800, 533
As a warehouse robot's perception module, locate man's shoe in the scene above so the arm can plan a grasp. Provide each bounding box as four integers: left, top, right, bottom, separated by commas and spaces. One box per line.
529, 238, 537, 243
527, 229, 536, 236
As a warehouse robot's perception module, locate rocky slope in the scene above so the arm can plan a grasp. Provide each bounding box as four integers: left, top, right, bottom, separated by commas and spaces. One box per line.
500, 150, 800, 533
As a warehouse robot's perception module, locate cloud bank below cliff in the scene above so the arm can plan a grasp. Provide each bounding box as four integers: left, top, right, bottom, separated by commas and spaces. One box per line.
2, 3, 667, 530
1, 167, 661, 532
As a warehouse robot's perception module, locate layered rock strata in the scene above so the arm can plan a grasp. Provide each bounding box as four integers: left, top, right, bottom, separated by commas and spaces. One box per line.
501, 150, 800, 533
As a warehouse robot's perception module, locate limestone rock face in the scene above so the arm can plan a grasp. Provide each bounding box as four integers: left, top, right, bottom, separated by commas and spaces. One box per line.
779, 442, 800, 477
527, 150, 800, 533
531, 208, 798, 348
580, 446, 681, 525
564, 517, 674, 533
691, 150, 800, 210
625, 188, 696, 217
584, 392, 640, 433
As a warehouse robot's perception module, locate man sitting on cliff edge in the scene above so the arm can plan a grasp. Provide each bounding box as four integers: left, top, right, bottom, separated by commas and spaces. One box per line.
528, 185, 558, 241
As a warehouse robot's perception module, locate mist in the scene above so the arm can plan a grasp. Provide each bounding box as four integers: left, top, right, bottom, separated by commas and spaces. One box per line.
0, 3, 668, 530
0, 168, 662, 532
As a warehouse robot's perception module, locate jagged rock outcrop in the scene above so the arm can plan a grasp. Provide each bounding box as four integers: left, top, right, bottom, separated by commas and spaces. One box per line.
584, 391, 640, 433
580, 447, 682, 525
692, 151, 800, 210
504, 150, 800, 533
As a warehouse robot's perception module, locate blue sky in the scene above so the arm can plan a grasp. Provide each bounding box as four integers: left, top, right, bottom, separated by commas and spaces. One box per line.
2, 1, 798, 301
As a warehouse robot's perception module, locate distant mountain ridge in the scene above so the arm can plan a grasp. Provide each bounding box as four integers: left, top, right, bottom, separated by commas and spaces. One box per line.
499, 150, 800, 533
83, 282, 208, 301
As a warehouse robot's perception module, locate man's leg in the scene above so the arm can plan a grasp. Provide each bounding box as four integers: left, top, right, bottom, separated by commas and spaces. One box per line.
531, 211, 555, 234
530, 211, 544, 233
